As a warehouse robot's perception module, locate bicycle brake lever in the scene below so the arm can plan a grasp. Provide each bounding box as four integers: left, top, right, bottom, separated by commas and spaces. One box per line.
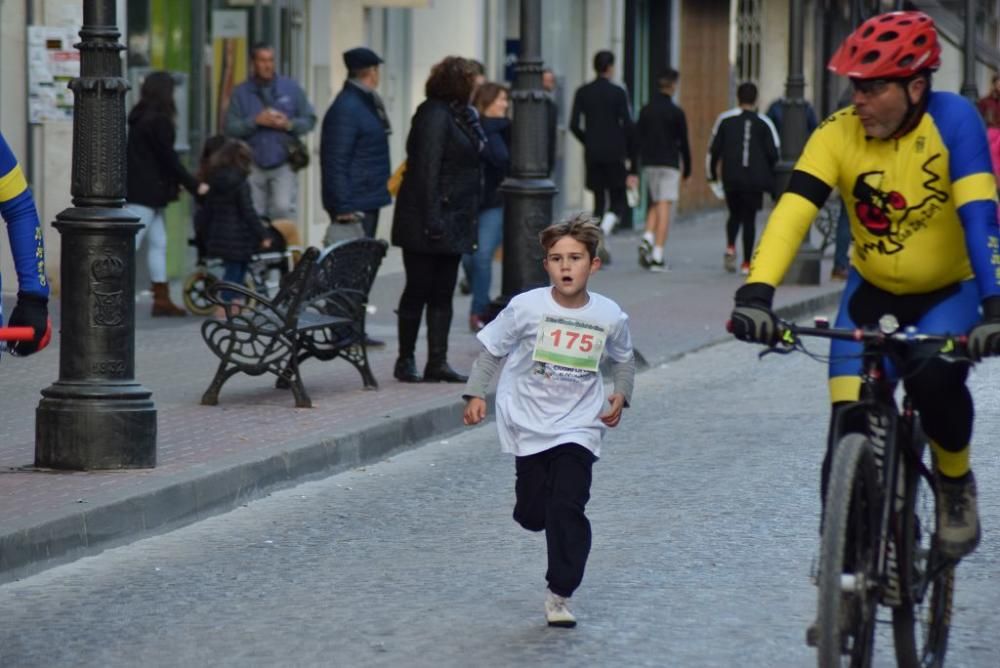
758, 344, 796, 359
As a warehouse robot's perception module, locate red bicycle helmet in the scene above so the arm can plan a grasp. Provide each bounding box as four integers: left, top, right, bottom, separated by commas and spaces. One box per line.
828, 11, 940, 79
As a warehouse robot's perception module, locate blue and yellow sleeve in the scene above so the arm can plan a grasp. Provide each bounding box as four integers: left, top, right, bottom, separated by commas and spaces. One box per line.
928, 93, 1000, 301
0, 133, 48, 297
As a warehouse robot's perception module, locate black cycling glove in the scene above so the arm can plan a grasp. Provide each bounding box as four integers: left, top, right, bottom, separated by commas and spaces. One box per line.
968, 296, 1000, 361
8, 292, 51, 356
730, 282, 779, 346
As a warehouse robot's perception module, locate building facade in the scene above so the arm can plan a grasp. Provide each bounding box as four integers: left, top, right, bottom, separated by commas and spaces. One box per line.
1, 0, 998, 293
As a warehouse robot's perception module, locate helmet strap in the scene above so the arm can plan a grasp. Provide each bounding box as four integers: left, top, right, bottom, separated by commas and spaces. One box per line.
890, 74, 930, 139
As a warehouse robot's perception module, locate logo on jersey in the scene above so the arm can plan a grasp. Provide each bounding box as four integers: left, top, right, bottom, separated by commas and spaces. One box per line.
852, 154, 948, 259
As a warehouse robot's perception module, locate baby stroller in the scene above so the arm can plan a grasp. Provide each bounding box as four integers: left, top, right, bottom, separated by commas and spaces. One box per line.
183, 217, 302, 316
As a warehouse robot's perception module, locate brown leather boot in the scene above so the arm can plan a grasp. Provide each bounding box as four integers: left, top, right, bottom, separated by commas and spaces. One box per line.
151, 282, 187, 317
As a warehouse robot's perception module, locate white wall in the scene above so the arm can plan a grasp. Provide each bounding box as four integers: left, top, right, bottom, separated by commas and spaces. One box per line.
408, 0, 487, 118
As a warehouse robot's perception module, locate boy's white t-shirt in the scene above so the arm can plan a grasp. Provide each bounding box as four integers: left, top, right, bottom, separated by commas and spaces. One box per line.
476, 286, 633, 458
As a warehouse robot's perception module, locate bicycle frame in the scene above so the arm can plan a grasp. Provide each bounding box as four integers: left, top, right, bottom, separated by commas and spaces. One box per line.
777, 317, 962, 665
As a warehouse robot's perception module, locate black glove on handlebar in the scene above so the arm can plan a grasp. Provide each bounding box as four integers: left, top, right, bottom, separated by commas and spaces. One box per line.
968, 296, 1000, 361
8, 292, 51, 356
730, 282, 779, 346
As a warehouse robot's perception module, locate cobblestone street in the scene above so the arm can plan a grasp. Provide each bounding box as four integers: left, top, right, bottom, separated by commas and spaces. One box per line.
2, 333, 998, 667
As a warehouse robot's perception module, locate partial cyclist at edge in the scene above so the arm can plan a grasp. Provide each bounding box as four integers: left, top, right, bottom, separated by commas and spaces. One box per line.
0, 130, 51, 357
729, 11, 1000, 562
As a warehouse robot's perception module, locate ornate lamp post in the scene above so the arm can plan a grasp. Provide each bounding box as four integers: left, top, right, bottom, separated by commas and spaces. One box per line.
960, 0, 979, 102
35, 0, 157, 469
776, 0, 821, 285
492, 0, 557, 312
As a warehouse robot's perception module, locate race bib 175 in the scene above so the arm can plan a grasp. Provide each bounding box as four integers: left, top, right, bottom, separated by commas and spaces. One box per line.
531, 314, 607, 371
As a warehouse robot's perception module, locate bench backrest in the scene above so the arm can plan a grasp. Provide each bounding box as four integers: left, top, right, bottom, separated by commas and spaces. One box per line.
272, 246, 321, 322
312, 238, 389, 298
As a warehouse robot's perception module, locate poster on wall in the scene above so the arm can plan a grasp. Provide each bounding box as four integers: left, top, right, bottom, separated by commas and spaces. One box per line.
212, 10, 248, 134
27, 26, 81, 123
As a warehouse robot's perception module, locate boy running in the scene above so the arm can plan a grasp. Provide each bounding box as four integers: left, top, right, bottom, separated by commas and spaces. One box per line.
463, 216, 635, 628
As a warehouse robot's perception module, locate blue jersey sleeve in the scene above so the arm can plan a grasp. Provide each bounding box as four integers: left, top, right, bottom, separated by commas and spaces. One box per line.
0, 133, 48, 298
929, 93, 1000, 301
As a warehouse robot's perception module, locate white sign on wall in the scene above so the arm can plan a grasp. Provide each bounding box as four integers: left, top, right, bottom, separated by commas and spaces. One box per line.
27, 26, 81, 123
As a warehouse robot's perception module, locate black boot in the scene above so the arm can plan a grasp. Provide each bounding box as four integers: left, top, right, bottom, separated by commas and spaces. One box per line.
394, 356, 422, 383
394, 311, 423, 383
423, 307, 468, 383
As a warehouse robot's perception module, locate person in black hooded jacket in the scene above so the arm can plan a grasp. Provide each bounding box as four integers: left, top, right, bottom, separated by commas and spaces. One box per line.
197, 137, 268, 316
391, 56, 482, 384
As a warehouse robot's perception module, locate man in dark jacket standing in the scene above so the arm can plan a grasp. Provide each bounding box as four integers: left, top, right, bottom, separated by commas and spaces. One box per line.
224, 43, 316, 222
636, 68, 691, 272
707, 81, 780, 275
321, 47, 392, 243
570, 50, 638, 236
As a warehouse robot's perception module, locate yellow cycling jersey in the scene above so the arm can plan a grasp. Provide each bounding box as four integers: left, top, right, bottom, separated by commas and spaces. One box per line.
749, 91, 1000, 299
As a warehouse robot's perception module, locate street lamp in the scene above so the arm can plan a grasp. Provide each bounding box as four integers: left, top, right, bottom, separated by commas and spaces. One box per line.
960, 0, 979, 103
490, 0, 557, 315
775, 0, 821, 285
35, 0, 157, 469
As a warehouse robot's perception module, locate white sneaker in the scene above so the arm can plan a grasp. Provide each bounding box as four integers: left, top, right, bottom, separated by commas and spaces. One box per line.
600, 212, 618, 237
648, 259, 669, 272
544, 589, 577, 628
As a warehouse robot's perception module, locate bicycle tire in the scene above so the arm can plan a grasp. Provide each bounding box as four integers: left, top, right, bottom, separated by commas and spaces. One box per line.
182, 270, 218, 316
816, 433, 881, 668
892, 422, 954, 668
183, 270, 257, 315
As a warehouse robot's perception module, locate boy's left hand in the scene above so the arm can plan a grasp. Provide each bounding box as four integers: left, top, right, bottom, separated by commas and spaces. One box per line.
600, 393, 625, 427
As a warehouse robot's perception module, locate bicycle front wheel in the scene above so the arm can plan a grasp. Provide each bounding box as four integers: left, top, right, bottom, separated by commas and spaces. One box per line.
816, 433, 881, 668
892, 424, 954, 668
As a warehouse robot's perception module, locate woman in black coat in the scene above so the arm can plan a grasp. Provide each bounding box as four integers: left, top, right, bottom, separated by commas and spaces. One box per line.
126, 71, 206, 316
391, 56, 482, 383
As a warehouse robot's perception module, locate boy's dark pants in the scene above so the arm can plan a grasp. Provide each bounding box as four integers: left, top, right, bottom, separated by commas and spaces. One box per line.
513, 443, 596, 598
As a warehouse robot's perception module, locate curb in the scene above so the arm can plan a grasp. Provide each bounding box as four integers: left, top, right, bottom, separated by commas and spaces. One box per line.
0, 286, 843, 584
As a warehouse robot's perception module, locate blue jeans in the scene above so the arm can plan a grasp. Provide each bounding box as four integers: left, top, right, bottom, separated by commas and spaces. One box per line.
833, 200, 851, 270
221, 260, 248, 303
462, 207, 504, 316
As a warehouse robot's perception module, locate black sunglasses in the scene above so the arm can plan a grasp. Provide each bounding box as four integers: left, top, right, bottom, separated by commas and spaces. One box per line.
850, 78, 898, 96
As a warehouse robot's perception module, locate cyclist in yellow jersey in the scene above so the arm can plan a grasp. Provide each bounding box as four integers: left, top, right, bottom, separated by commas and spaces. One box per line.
730, 11, 1000, 560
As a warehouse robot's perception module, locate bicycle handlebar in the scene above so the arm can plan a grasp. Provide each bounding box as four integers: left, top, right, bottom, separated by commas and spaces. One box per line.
0, 326, 34, 342
777, 318, 967, 347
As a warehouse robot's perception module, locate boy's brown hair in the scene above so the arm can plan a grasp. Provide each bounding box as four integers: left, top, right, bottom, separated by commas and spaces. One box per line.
539, 213, 602, 260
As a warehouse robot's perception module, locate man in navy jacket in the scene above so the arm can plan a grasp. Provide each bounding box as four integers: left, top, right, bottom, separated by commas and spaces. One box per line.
320, 47, 392, 241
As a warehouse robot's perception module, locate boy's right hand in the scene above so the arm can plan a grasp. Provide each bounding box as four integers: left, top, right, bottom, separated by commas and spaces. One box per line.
463, 397, 487, 425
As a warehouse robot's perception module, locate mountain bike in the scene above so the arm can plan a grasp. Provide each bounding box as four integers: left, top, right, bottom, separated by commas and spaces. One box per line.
768, 315, 963, 667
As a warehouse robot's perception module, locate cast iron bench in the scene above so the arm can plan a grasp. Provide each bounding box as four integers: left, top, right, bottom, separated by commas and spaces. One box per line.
287, 237, 388, 391
198, 238, 387, 408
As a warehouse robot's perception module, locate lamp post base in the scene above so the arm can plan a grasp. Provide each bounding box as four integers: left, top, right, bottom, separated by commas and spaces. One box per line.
783, 243, 822, 285
36, 386, 156, 470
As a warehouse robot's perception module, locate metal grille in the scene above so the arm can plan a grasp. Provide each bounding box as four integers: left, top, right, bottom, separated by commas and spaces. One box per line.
736, 0, 762, 85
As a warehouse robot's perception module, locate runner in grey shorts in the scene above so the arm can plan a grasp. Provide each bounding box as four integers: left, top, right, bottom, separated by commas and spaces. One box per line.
635, 68, 691, 272
644, 166, 680, 203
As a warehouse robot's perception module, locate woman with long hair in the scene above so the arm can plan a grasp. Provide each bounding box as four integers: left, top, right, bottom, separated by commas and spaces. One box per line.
463, 82, 510, 332
126, 70, 207, 316
391, 56, 482, 383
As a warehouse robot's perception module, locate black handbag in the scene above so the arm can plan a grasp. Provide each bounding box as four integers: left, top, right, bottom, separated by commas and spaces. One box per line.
285, 135, 309, 171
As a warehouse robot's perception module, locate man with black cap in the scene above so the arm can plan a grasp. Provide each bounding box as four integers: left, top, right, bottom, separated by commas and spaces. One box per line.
320, 46, 392, 242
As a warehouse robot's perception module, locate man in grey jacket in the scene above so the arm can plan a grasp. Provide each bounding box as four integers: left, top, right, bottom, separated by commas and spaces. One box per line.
224, 42, 316, 221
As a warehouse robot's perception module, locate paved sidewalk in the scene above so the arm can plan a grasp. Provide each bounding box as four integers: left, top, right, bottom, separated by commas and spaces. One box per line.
0, 208, 843, 582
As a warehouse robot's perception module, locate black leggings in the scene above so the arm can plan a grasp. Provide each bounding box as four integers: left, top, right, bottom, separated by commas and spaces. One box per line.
724, 190, 762, 262
397, 251, 461, 319
822, 352, 973, 504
